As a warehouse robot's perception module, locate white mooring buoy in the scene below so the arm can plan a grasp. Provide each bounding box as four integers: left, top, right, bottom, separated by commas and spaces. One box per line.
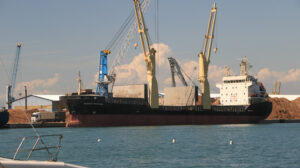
172, 138, 176, 144
97, 138, 101, 142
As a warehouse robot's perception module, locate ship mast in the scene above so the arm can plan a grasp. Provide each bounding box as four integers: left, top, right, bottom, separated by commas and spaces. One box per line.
198, 3, 217, 110
77, 71, 82, 95
133, 0, 159, 108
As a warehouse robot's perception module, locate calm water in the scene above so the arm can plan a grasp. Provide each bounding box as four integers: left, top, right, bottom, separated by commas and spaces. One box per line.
0, 123, 300, 168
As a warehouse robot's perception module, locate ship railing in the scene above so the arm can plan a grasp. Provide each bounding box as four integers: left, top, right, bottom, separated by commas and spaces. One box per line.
212, 105, 246, 112
162, 106, 203, 111
107, 97, 147, 105
13, 134, 62, 161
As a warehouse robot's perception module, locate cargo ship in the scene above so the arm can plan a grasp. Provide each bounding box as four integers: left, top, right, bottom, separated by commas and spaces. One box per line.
60, 2, 272, 127
0, 108, 9, 127
60, 58, 272, 127
62, 96, 271, 127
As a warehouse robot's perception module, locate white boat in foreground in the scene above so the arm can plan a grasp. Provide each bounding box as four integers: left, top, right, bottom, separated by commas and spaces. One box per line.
0, 134, 87, 168
0, 157, 86, 168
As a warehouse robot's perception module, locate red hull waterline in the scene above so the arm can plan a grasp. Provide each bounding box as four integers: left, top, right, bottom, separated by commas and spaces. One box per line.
66, 114, 265, 127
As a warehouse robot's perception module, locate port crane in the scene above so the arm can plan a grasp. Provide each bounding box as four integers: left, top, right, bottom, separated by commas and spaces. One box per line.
133, 0, 158, 108
96, 0, 151, 97
198, 3, 217, 109
168, 57, 188, 87
270, 80, 281, 95
96, 50, 112, 97
6, 42, 22, 109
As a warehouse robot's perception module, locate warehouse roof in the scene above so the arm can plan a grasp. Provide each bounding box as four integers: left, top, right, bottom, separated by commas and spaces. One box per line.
12, 94, 64, 102
33, 95, 63, 101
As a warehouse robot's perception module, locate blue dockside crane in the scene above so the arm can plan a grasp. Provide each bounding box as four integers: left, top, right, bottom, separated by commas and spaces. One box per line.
6, 42, 22, 109
96, 50, 111, 97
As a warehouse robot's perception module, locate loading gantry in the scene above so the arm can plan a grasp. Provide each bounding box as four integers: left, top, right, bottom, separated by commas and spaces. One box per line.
198, 3, 217, 110
6, 42, 22, 109
168, 57, 188, 87
133, 0, 159, 108
96, 50, 112, 97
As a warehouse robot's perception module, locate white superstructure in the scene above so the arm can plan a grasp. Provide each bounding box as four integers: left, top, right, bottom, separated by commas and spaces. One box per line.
216, 58, 267, 106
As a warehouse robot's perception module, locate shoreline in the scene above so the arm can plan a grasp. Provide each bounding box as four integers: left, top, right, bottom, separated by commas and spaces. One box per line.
260, 119, 300, 124
1, 122, 65, 129
2, 120, 300, 129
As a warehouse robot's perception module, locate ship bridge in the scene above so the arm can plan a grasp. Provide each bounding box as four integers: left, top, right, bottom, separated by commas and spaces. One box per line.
217, 74, 265, 106
222, 75, 257, 84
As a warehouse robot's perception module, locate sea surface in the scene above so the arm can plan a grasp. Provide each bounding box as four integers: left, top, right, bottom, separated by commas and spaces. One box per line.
0, 123, 300, 168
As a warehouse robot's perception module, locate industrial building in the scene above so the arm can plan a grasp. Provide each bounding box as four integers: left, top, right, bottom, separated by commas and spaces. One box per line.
11, 95, 63, 112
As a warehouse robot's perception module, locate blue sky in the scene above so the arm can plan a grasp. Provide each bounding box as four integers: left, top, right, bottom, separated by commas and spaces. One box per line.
0, 0, 300, 106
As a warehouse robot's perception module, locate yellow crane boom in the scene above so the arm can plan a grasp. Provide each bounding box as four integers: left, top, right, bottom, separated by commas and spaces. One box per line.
133, 0, 159, 108
198, 3, 217, 109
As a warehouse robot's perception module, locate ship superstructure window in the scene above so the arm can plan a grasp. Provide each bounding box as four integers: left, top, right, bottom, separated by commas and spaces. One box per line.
224, 79, 246, 83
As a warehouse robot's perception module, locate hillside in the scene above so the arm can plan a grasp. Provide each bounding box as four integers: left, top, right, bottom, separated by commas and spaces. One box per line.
267, 97, 300, 120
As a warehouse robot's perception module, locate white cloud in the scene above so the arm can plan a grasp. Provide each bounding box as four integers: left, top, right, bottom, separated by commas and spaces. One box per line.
208, 65, 227, 83
14, 73, 60, 95
281, 69, 300, 83
256, 68, 300, 93
257, 68, 300, 83
114, 43, 173, 85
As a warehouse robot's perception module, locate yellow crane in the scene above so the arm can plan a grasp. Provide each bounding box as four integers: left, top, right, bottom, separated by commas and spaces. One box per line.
133, 0, 159, 108
198, 3, 217, 110
271, 80, 281, 95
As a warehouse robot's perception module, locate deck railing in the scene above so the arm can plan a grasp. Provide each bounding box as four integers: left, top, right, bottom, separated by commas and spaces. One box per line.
13, 134, 63, 161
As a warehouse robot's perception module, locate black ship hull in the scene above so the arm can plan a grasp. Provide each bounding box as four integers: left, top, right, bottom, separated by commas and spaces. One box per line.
0, 109, 9, 128
60, 95, 272, 127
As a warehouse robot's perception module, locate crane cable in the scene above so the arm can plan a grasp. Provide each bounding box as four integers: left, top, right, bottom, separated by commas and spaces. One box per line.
105, 11, 135, 51
105, 0, 148, 51
155, 0, 160, 81
108, 0, 151, 77
180, 63, 198, 87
